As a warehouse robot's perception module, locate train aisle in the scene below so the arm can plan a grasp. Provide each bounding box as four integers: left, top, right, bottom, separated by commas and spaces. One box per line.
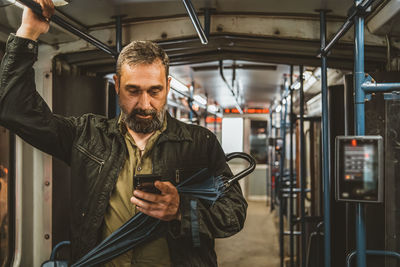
215, 201, 279, 267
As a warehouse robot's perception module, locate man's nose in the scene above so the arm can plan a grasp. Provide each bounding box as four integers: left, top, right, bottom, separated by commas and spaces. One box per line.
137, 92, 152, 109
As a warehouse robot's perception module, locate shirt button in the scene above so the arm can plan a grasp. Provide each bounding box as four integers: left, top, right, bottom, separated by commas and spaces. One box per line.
27, 43, 34, 50
81, 212, 85, 217
137, 166, 142, 171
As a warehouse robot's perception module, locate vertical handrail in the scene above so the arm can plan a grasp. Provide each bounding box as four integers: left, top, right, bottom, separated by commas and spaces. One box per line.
299, 65, 307, 267
354, 1, 367, 266
270, 109, 275, 211
279, 77, 289, 267
114, 15, 123, 54
203, 8, 212, 40
319, 10, 331, 267
289, 66, 294, 267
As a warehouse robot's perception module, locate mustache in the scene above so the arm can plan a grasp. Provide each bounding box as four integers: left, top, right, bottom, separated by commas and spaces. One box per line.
130, 108, 157, 117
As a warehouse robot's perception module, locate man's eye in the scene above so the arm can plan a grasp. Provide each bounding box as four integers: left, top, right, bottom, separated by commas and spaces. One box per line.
149, 89, 161, 95
129, 90, 140, 95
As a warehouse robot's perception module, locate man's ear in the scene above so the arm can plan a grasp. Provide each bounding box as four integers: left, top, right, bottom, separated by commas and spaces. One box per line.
166, 76, 171, 95
113, 74, 120, 95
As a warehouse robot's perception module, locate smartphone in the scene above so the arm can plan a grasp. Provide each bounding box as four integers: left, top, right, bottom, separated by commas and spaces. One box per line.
134, 174, 162, 194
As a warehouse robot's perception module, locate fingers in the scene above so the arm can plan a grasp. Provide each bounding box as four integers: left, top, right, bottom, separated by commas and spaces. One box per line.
133, 190, 160, 203
39, 0, 54, 21
130, 195, 154, 210
131, 182, 180, 221
154, 181, 175, 195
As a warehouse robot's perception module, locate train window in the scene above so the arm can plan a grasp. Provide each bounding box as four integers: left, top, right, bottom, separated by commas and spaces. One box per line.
250, 120, 268, 164
0, 126, 12, 266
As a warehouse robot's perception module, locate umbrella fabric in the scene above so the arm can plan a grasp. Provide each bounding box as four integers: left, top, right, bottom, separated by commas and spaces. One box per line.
71, 168, 225, 267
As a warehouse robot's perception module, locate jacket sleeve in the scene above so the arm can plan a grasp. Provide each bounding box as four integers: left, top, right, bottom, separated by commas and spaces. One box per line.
0, 34, 77, 164
170, 131, 248, 242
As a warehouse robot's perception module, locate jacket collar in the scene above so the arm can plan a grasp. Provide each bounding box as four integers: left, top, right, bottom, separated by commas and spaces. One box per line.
158, 112, 192, 143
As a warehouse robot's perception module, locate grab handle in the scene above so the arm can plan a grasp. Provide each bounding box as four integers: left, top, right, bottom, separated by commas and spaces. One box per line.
225, 152, 256, 186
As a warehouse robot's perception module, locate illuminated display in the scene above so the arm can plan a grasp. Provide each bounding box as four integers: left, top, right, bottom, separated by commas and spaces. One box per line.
335, 136, 383, 203
224, 108, 269, 114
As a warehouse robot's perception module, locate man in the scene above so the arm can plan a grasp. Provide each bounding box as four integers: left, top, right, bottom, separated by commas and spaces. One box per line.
0, 0, 247, 266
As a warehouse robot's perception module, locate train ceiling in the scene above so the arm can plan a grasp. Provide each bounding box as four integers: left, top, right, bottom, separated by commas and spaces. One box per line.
0, 0, 396, 109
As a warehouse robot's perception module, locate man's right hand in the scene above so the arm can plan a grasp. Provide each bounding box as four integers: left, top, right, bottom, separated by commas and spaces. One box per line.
16, 0, 54, 41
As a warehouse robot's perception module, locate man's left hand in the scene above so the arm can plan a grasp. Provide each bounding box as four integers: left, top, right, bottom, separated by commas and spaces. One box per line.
131, 181, 181, 221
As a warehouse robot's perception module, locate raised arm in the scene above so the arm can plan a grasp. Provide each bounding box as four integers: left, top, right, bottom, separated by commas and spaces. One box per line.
0, 0, 78, 164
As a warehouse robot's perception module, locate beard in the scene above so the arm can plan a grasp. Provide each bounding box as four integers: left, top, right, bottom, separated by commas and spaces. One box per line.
121, 104, 166, 134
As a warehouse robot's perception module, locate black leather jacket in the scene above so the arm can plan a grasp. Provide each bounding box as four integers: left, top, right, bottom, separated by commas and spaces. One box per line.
0, 34, 247, 266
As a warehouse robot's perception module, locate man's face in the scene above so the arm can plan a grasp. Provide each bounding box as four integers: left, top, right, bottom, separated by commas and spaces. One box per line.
114, 60, 171, 134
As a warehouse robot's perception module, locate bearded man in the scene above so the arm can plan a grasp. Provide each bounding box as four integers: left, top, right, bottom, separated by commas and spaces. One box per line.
0, 0, 247, 266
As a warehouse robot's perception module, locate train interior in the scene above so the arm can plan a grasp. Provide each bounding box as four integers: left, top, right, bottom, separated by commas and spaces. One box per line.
1, 0, 400, 266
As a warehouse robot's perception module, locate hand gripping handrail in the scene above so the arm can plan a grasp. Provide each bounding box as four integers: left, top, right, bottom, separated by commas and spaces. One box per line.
17, 0, 119, 58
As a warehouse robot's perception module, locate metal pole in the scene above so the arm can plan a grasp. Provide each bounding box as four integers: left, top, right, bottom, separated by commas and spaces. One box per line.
204, 8, 211, 39
318, 0, 374, 57
289, 66, 294, 267
279, 77, 289, 267
214, 112, 217, 134
270, 110, 275, 211
362, 82, 400, 92
279, 103, 285, 267
319, 10, 331, 267
115, 15, 123, 54
17, 0, 118, 58
204, 94, 209, 128
189, 81, 194, 123
219, 60, 244, 114
354, 0, 367, 266
299, 65, 307, 267
181, 0, 208, 45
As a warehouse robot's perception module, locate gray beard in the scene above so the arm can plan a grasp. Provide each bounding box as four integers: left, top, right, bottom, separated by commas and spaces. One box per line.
121, 106, 166, 134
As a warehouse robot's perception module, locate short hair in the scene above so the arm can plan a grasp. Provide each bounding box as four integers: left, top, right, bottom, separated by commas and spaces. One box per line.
116, 41, 169, 80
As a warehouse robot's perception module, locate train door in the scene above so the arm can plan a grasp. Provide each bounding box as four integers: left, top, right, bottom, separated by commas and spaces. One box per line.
246, 118, 268, 201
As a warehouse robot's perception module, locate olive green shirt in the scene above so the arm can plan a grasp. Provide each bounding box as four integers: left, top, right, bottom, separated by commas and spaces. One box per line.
102, 118, 170, 267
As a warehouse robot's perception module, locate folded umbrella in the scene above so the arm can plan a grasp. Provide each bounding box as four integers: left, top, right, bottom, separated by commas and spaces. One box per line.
70, 152, 256, 267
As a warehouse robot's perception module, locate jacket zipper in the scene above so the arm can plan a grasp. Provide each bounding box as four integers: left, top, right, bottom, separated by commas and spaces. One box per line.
75, 144, 105, 174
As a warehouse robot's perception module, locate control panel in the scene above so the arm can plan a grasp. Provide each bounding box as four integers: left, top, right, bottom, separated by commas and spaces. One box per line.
335, 136, 383, 203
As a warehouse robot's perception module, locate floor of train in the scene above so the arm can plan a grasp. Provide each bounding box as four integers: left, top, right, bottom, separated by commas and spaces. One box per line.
215, 200, 280, 267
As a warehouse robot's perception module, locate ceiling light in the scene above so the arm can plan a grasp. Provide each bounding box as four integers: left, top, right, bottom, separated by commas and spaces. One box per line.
13, 0, 69, 8
52, 0, 69, 6
292, 81, 301, 90
193, 95, 207, 106
170, 76, 189, 93
304, 76, 318, 92
207, 105, 219, 113
303, 71, 312, 81
313, 68, 321, 78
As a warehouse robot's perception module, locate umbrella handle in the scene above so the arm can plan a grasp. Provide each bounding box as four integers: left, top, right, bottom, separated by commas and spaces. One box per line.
225, 152, 256, 186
